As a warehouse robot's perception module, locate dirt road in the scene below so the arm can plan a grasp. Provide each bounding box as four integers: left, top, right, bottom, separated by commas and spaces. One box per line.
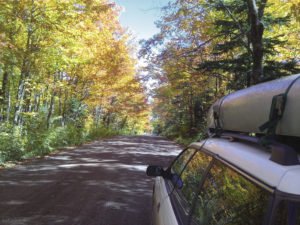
0, 136, 182, 225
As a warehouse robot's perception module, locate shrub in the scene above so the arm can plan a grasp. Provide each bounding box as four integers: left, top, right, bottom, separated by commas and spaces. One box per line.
86, 125, 119, 141
0, 114, 120, 164
0, 124, 24, 163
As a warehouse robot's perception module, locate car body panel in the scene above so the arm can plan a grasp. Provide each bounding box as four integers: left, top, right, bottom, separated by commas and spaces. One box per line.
277, 167, 300, 194
153, 177, 178, 225
151, 138, 300, 225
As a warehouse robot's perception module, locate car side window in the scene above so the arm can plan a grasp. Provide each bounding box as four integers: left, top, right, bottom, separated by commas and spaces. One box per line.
192, 160, 271, 225
172, 148, 197, 176
171, 148, 212, 209
178, 150, 212, 207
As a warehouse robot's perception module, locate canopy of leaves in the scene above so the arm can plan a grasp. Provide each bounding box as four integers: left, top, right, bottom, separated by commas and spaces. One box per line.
140, 0, 300, 142
0, 0, 150, 162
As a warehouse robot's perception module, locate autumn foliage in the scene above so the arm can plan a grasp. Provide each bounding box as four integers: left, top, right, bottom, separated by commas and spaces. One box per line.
0, 0, 149, 162
140, 0, 300, 143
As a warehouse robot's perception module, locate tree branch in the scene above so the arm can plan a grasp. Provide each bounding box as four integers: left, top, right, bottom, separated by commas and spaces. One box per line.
218, 0, 253, 54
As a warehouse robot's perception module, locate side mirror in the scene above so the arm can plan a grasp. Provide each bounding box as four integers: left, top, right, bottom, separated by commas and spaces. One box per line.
171, 174, 183, 189
146, 165, 164, 177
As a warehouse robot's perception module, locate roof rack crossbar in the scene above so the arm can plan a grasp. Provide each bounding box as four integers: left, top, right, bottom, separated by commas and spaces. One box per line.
220, 132, 300, 166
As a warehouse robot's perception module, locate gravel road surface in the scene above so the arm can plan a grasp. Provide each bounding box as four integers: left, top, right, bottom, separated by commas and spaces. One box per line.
0, 136, 182, 225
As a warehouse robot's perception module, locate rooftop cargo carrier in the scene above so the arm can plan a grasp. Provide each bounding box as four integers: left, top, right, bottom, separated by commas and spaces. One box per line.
207, 74, 300, 137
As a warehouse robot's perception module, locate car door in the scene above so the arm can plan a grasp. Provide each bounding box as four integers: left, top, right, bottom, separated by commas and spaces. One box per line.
153, 147, 213, 225
152, 147, 197, 225
190, 159, 272, 225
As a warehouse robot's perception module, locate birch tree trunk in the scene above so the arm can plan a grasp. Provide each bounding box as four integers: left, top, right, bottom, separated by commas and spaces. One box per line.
247, 0, 267, 84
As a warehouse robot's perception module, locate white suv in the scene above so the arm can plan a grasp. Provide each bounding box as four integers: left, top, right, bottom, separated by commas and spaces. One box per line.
147, 75, 300, 225
147, 136, 300, 225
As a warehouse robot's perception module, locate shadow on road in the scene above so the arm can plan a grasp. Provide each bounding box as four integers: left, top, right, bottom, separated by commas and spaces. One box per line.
0, 135, 182, 225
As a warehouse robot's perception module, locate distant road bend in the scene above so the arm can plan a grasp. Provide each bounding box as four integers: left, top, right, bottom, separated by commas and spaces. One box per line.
0, 136, 182, 225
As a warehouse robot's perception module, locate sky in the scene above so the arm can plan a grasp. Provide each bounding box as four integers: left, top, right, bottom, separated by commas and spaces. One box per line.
113, 0, 172, 95
114, 0, 171, 41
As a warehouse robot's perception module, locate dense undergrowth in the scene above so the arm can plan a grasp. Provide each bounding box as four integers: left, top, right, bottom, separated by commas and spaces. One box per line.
0, 1, 150, 166
0, 122, 120, 165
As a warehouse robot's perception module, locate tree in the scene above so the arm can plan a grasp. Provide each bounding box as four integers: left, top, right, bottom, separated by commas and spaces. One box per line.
140, 0, 300, 140
0, 0, 149, 161
247, 0, 266, 84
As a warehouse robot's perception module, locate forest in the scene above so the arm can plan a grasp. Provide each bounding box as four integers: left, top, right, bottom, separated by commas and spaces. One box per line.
140, 0, 300, 144
0, 0, 149, 163
0, 0, 299, 163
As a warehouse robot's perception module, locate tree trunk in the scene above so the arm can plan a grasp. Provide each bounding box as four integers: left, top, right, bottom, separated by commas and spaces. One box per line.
24, 91, 33, 113
14, 79, 26, 125
0, 71, 9, 121
6, 92, 11, 122
94, 106, 102, 127
47, 94, 55, 129
61, 90, 68, 126
188, 89, 195, 134
14, 30, 32, 124
33, 93, 40, 112
120, 116, 128, 130
14, 0, 36, 124
247, 0, 267, 84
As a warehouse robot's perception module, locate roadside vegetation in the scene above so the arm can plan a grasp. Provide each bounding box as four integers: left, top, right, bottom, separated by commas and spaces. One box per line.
140, 0, 300, 144
0, 0, 150, 164
0, 0, 299, 163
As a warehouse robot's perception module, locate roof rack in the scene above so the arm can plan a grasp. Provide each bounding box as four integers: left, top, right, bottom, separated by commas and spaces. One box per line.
206, 75, 300, 166
219, 131, 300, 166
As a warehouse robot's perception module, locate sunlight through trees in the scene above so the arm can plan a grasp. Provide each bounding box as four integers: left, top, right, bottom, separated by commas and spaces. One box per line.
0, 0, 150, 162
139, 0, 300, 143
